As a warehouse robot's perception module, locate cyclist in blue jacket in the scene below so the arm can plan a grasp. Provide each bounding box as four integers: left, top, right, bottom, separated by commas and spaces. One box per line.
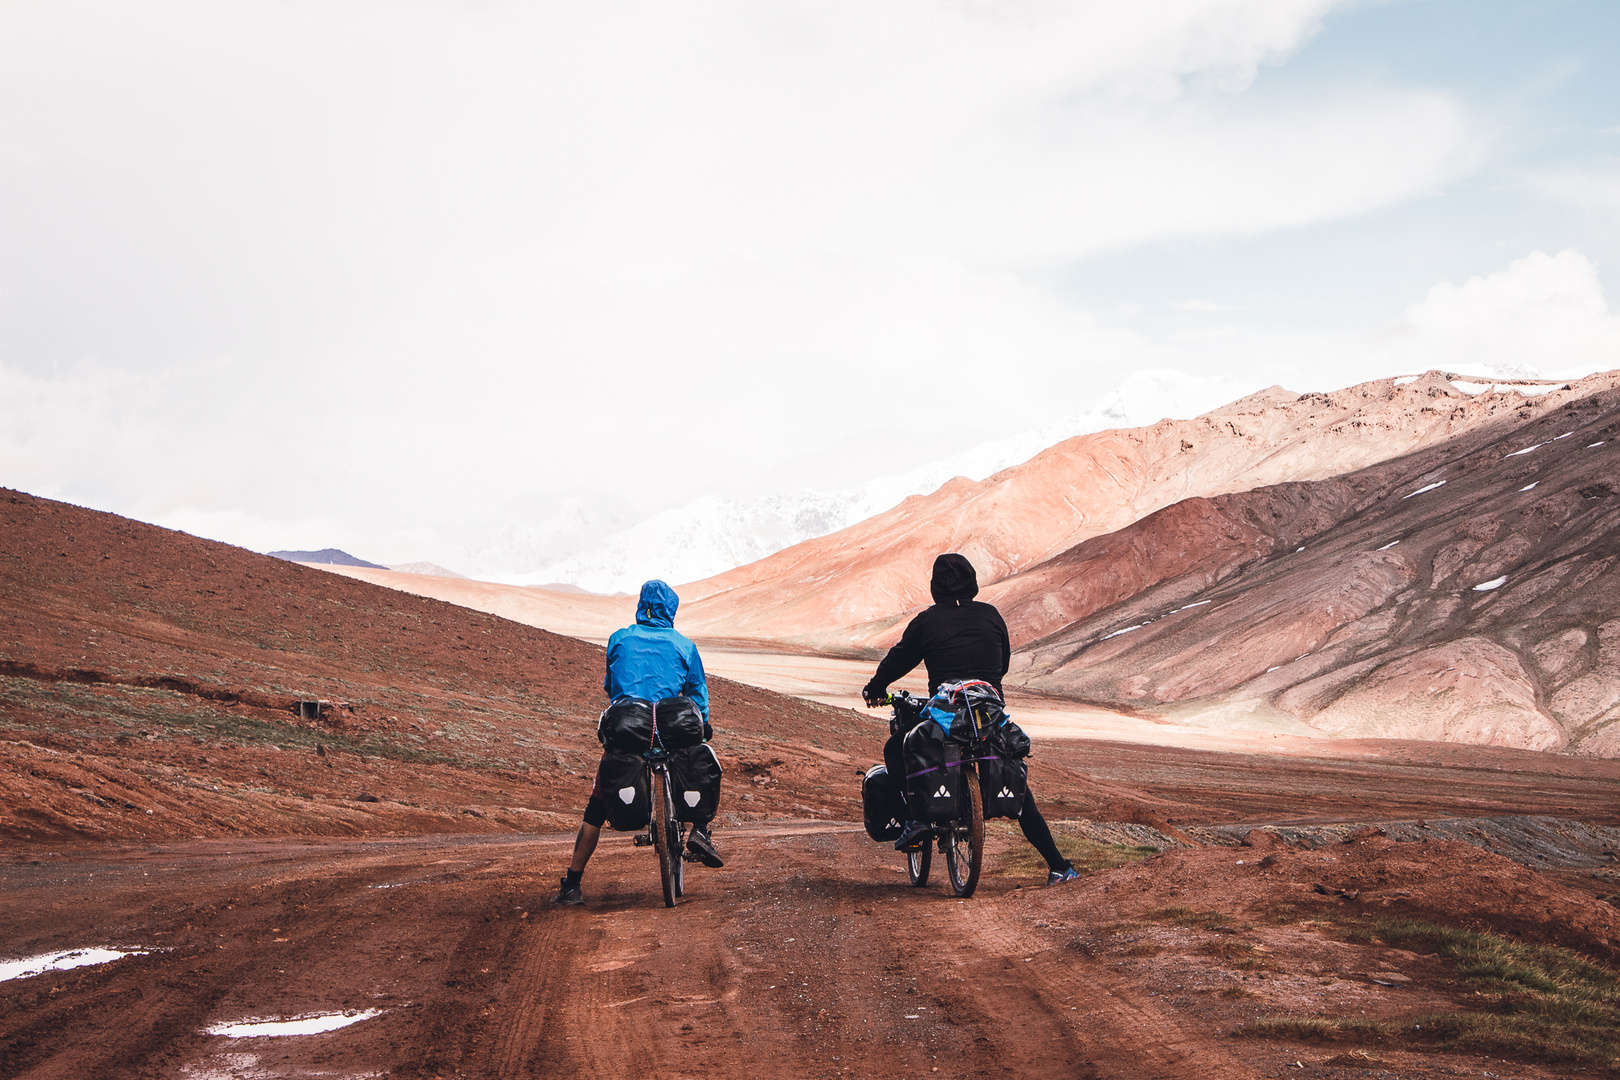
553, 580, 722, 905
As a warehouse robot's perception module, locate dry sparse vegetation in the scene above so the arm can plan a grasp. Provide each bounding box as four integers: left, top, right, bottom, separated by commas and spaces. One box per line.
1237, 918, 1620, 1066
990, 825, 1158, 878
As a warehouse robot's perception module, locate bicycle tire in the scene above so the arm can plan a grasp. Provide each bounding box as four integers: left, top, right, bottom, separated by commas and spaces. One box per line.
906, 840, 932, 886
651, 767, 677, 907
944, 764, 984, 898
672, 820, 685, 898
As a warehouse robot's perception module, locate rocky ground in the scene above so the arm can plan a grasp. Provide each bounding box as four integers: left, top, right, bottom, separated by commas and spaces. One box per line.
9, 488, 1620, 1077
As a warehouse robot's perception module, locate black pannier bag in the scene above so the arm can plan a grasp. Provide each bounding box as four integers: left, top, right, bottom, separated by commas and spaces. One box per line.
598, 698, 654, 752
667, 743, 723, 824
861, 763, 906, 842
654, 695, 706, 750
996, 719, 1032, 760
596, 750, 651, 831
977, 754, 1028, 820
903, 720, 964, 822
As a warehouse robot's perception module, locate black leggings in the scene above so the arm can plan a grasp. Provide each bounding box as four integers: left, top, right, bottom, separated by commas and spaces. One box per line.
883, 734, 1067, 872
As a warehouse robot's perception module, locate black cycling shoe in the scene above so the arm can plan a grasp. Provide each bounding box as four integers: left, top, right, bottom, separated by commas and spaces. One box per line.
550, 876, 584, 905
686, 827, 725, 868
893, 820, 933, 852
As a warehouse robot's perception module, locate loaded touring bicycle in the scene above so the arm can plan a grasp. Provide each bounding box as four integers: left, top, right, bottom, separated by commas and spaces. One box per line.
862, 681, 1031, 899
596, 696, 723, 907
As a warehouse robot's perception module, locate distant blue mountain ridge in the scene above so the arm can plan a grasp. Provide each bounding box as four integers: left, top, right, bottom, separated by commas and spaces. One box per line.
266, 548, 387, 570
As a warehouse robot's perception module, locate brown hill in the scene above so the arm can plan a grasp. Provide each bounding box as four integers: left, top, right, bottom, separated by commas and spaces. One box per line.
678, 372, 1593, 651
0, 488, 881, 842
1009, 375, 1620, 754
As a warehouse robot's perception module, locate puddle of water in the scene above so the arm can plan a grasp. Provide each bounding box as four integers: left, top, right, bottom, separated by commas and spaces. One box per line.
0, 947, 155, 983
204, 1010, 385, 1038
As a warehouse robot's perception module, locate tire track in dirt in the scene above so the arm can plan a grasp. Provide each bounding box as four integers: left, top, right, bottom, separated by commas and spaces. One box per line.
960, 915, 1258, 1079
20, 824, 1581, 1080
480, 838, 755, 1078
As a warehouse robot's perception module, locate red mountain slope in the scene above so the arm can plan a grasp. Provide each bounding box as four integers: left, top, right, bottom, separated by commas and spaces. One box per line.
1007, 376, 1620, 754
679, 372, 1599, 651
0, 488, 880, 841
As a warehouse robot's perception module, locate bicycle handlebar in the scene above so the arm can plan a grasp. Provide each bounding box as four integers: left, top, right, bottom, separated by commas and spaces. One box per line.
865, 689, 923, 709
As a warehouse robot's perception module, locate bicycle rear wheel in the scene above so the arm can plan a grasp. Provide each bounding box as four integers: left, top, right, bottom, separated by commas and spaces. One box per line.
943, 766, 984, 898
651, 767, 678, 907
906, 840, 932, 886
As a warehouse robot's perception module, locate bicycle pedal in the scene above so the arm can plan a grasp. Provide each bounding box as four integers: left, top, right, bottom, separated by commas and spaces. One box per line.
632, 832, 653, 846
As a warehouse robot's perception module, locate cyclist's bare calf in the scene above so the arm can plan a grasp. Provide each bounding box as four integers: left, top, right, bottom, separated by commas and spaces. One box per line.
568, 822, 601, 874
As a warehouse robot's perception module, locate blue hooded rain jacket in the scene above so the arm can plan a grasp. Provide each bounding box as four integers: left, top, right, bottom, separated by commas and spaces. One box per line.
604, 580, 709, 719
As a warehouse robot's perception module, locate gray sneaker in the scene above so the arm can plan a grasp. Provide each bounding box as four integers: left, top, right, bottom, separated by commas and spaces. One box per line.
551, 876, 584, 905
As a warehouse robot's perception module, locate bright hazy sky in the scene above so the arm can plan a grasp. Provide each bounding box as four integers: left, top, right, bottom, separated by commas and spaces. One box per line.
3, 0, 1619, 567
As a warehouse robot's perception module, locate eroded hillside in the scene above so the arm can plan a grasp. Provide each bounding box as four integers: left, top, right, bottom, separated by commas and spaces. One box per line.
1008, 377, 1620, 754
678, 372, 1608, 652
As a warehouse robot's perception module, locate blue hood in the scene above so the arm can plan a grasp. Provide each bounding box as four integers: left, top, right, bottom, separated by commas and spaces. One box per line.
635, 580, 679, 628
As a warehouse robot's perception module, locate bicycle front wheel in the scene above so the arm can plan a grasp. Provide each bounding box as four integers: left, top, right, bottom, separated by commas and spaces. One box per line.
944, 766, 984, 898
651, 767, 678, 908
906, 840, 932, 887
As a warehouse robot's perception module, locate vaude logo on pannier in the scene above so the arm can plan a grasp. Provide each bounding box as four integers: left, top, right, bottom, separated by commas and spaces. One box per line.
998, 787, 1015, 798
618, 787, 637, 804
933, 785, 950, 798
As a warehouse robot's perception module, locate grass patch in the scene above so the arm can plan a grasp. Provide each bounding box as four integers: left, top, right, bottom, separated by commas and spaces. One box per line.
174, 710, 455, 766
1145, 907, 1252, 933
993, 830, 1158, 878
4, 677, 455, 766
1197, 939, 1270, 970
1235, 918, 1620, 1066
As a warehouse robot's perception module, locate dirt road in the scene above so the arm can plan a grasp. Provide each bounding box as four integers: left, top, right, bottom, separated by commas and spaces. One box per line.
6, 818, 1612, 1080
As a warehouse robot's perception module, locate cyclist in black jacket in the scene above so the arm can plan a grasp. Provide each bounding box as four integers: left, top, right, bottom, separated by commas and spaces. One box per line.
863, 553, 1078, 884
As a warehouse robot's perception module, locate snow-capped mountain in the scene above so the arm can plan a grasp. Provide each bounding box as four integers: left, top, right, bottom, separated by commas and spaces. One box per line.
499, 369, 1259, 594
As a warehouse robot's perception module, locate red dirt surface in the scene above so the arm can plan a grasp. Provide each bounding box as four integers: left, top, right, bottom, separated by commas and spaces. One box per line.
8, 488, 1620, 1078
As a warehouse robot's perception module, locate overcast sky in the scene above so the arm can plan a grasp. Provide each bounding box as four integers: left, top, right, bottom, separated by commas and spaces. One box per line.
3, 0, 1620, 568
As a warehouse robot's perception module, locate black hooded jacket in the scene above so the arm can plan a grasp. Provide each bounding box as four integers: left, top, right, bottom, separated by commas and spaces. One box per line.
864, 553, 1011, 697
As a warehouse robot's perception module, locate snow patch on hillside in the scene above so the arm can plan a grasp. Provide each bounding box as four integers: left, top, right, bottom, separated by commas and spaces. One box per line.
502, 369, 1256, 594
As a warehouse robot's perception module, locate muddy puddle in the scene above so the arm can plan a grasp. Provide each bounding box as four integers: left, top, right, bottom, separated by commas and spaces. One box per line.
203, 1010, 386, 1038
0, 947, 155, 982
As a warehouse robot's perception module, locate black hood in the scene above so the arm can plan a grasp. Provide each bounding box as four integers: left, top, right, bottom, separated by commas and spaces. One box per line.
930, 553, 979, 603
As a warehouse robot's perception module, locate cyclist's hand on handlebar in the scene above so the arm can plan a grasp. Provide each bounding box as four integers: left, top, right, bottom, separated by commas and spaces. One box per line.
862, 687, 890, 708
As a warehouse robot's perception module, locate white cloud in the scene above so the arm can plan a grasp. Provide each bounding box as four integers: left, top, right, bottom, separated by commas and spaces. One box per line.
1374, 250, 1620, 379
0, 0, 1488, 560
